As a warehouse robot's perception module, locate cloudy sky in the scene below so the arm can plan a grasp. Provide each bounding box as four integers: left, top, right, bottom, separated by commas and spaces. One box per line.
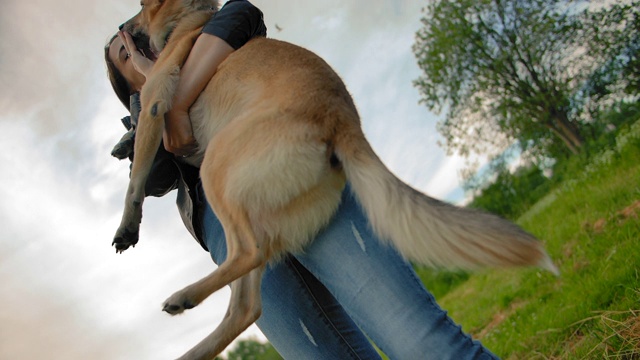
0, 0, 470, 358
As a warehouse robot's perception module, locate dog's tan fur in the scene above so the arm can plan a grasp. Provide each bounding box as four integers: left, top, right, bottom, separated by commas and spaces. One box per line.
114, 0, 558, 358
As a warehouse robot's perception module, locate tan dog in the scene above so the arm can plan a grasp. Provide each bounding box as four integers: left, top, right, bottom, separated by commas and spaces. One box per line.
115, 0, 558, 358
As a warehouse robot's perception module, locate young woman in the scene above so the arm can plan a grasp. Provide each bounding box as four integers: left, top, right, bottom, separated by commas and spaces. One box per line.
105, 1, 499, 358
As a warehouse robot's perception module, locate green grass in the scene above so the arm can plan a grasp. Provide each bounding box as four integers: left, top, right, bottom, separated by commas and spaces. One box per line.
418, 119, 640, 359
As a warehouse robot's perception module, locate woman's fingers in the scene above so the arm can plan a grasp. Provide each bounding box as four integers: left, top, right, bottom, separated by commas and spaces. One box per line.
118, 30, 155, 77
118, 30, 138, 54
117, 31, 133, 57
132, 55, 155, 78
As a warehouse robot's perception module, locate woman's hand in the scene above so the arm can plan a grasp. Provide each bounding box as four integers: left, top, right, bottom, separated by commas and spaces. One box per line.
118, 31, 155, 78
163, 109, 199, 157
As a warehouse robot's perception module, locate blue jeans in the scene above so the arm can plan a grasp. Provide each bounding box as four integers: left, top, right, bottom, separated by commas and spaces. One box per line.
201, 184, 499, 359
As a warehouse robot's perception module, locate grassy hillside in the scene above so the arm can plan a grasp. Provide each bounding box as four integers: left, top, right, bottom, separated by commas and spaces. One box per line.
418, 119, 640, 359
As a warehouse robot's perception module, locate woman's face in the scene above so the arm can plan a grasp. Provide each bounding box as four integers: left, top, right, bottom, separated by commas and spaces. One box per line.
108, 36, 146, 91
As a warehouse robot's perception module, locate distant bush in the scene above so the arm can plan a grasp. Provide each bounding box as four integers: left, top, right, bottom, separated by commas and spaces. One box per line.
468, 165, 552, 221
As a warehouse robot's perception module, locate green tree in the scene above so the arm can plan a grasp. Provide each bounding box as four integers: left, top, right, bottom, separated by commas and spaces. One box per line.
412, 0, 638, 170
581, 1, 640, 101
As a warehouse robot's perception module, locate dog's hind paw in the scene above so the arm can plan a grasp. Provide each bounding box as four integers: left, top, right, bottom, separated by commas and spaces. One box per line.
112, 226, 139, 253
162, 289, 197, 315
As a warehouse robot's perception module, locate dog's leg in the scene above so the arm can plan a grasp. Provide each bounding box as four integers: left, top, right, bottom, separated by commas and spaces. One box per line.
112, 28, 205, 253
111, 61, 179, 252
163, 121, 277, 311
176, 267, 265, 360
112, 105, 166, 253
162, 205, 268, 313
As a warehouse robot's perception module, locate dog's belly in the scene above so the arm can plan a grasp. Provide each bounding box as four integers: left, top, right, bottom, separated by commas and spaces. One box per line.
250, 168, 346, 259
195, 107, 347, 260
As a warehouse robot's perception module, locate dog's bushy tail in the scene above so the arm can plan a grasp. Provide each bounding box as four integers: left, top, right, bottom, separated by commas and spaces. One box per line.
334, 123, 558, 274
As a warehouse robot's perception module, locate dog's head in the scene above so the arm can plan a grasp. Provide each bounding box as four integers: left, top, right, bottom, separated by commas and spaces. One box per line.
120, 0, 219, 56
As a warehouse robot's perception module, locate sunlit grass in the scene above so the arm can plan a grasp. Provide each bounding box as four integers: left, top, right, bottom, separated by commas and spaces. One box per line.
419, 119, 640, 359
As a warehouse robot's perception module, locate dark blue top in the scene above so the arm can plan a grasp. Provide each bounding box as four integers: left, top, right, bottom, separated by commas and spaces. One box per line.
202, 0, 267, 49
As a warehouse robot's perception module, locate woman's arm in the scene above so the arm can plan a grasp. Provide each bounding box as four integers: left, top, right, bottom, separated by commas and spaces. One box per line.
163, 0, 267, 156
163, 34, 234, 156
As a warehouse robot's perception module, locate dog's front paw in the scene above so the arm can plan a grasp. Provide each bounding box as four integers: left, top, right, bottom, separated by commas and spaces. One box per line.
162, 288, 197, 315
112, 225, 139, 254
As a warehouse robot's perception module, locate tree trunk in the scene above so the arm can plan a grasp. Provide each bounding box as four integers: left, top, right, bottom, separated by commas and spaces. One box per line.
546, 108, 584, 155
547, 124, 580, 155
556, 116, 584, 150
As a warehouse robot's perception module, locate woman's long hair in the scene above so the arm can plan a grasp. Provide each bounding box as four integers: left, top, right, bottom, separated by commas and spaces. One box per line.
105, 34, 133, 111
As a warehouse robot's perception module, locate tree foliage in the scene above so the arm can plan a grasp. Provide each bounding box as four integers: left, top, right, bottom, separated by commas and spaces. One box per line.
581, 1, 640, 103
413, 0, 639, 175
